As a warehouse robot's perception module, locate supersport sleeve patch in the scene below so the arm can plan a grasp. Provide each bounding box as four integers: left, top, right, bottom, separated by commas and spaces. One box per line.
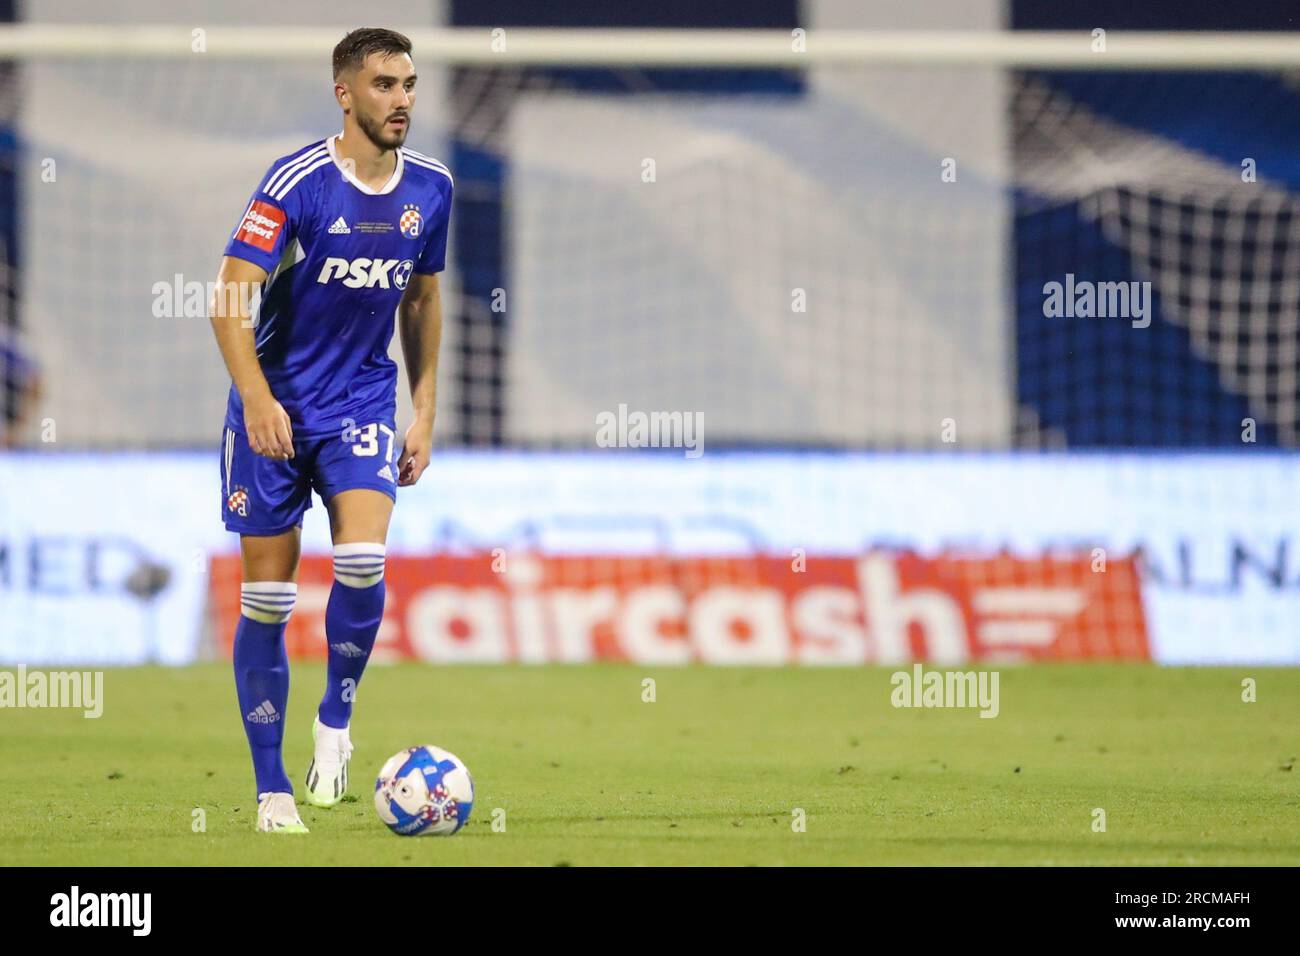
233, 199, 287, 253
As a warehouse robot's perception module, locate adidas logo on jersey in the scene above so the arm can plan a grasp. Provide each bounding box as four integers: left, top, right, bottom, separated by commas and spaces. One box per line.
246, 700, 281, 724
316, 257, 414, 290
330, 642, 367, 658
328, 216, 350, 234
376, 464, 395, 482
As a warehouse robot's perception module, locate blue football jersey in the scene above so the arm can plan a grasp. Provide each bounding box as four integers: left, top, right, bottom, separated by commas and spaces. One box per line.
223, 135, 452, 437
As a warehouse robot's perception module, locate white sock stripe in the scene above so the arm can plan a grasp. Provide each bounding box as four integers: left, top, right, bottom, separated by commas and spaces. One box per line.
241, 606, 293, 624
241, 598, 296, 612
240, 582, 297, 622
333, 543, 387, 557
333, 543, 386, 587
334, 573, 384, 585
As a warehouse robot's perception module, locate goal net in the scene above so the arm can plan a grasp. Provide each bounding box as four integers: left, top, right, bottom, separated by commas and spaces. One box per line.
8, 27, 1296, 452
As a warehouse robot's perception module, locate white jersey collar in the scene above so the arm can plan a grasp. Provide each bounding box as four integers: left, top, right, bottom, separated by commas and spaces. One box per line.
327, 133, 404, 196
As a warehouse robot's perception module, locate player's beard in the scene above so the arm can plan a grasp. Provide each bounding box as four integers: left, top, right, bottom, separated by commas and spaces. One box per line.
357, 108, 408, 150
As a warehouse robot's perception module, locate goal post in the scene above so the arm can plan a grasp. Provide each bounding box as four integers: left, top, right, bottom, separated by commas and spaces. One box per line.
1, 26, 1300, 66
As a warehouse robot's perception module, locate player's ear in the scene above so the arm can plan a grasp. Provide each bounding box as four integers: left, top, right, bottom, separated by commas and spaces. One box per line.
334, 81, 350, 111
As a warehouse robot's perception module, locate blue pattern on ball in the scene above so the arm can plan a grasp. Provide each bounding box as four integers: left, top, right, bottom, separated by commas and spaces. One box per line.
378, 747, 472, 835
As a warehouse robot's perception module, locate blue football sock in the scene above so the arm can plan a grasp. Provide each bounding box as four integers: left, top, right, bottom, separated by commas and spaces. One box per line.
233, 582, 296, 797
318, 543, 386, 729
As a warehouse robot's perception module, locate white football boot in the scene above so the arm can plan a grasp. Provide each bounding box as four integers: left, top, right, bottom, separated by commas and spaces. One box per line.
304, 716, 354, 808
256, 792, 308, 833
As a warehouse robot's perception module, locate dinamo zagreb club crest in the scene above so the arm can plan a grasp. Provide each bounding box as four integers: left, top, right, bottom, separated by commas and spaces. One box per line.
227, 486, 250, 517
399, 203, 422, 238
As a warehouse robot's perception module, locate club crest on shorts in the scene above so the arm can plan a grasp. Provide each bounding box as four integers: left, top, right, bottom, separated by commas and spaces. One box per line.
399, 203, 422, 238
227, 486, 251, 517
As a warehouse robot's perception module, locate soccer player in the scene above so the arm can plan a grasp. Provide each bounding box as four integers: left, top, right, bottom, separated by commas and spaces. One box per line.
208, 28, 451, 833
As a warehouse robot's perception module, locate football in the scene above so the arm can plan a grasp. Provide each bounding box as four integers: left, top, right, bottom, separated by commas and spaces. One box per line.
373, 746, 475, 836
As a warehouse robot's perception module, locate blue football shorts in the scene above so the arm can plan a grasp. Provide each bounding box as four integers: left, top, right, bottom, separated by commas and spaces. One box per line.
220, 415, 399, 536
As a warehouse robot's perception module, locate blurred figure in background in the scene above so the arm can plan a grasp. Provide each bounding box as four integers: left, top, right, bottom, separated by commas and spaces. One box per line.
0, 329, 39, 447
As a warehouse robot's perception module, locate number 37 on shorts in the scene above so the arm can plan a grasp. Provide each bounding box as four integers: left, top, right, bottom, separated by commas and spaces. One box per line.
220, 416, 399, 536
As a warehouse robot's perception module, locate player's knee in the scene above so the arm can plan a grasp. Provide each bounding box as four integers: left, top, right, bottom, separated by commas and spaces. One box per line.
240, 581, 298, 624
333, 542, 386, 588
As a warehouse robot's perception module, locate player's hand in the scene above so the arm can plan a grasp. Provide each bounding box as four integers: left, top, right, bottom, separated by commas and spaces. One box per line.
243, 392, 295, 460
397, 418, 433, 486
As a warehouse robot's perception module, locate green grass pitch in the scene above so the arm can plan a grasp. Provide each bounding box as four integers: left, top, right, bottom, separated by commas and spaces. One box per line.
1, 663, 1297, 865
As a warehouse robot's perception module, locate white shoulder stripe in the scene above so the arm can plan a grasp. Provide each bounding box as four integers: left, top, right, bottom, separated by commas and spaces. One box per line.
402, 154, 451, 174
265, 142, 327, 195
266, 143, 327, 195
271, 155, 333, 201
400, 148, 451, 172
402, 153, 453, 184
400, 146, 446, 164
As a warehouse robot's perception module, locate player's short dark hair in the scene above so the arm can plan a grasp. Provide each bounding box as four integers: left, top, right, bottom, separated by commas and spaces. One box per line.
332, 28, 413, 80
